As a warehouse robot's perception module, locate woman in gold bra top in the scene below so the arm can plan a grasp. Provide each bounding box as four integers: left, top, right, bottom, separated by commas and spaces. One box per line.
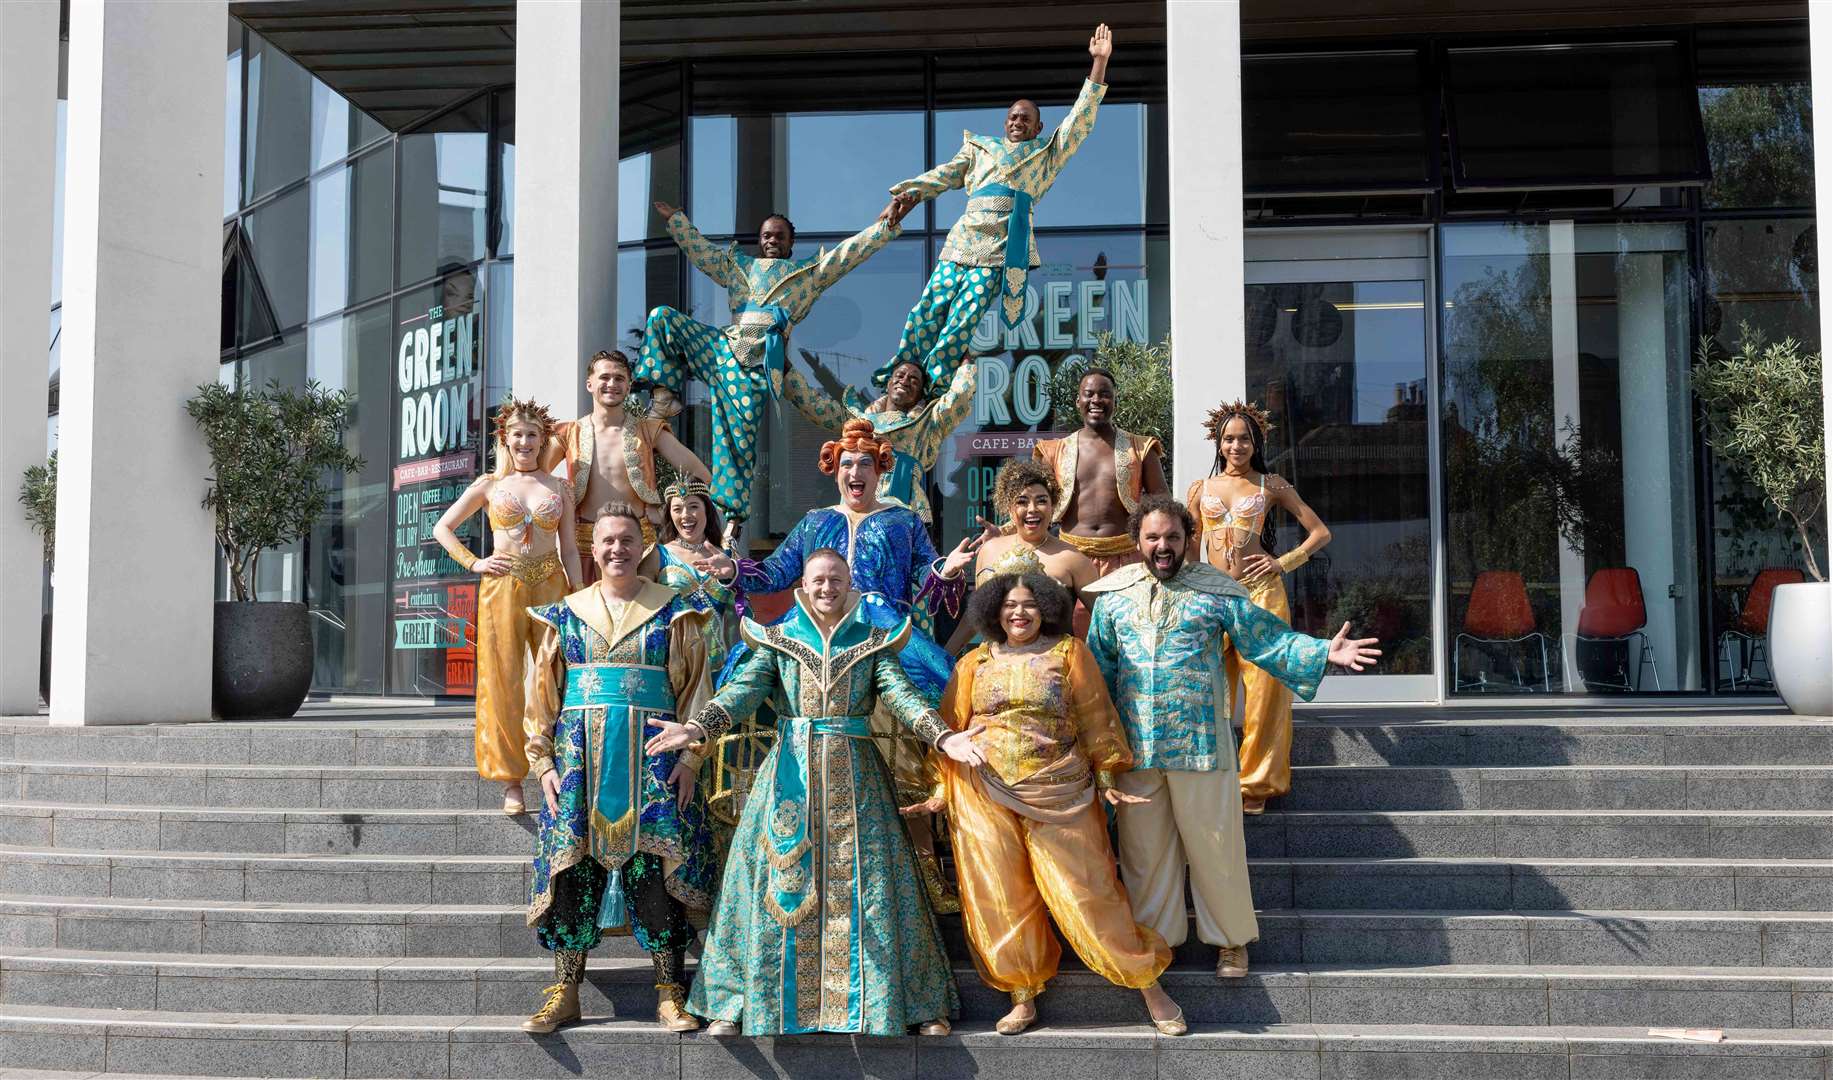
943, 458, 1102, 654
434, 397, 582, 814
1185, 400, 1332, 815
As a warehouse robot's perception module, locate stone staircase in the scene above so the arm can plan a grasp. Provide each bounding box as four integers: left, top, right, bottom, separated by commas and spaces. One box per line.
3, 706, 1833, 1078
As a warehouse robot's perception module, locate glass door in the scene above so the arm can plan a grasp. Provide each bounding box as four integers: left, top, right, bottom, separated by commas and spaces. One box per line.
1244, 229, 1440, 702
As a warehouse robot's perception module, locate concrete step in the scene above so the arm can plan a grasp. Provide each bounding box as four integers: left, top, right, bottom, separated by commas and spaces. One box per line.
6, 950, 1833, 1032
0, 846, 531, 906
0, 720, 477, 768
0, 762, 524, 811
1248, 857, 1833, 913
0, 803, 533, 856
5, 895, 1833, 969
3, 1007, 1831, 1079
1277, 765, 1833, 812
1246, 809, 1833, 859
1288, 710, 1831, 767
7, 844, 1832, 913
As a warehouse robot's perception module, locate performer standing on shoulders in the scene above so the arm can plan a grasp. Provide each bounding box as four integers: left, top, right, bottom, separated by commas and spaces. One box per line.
1086, 495, 1378, 981
1188, 402, 1333, 814
435, 398, 581, 815
543, 349, 711, 583
780, 357, 979, 524
648, 549, 972, 1036
638, 197, 917, 544
1034, 367, 1167, 631
935, 572, 1184, 1037
943, 458, 1100, 653
519, 506, 719, 1035
875, 24, 1113, 392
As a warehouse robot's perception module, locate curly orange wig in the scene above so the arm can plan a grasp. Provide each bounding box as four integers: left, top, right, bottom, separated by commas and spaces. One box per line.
818, 418, 895, 475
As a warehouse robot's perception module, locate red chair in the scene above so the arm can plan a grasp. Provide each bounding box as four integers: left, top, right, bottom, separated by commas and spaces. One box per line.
1575, 568, 1659, 691
1455, 571, 1551, 692
1719, 567, 1805, 689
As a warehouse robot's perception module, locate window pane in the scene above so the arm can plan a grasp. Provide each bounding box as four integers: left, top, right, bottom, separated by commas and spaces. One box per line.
243, 32, 313, 204
931, 103, 1151, 228
620, 145, 684, 242
689, 116, 736, 236
397, 101, 489, 287
1446, 41, 1707, 190
308, 148, 394, 320
225, 26, 242, 218
1700, 83, 1815, 208
689, 112, 921, 239
1244, 279, 1434, 674
1440, 222, 1700, 693
618, 246, 681, 359
389, 269, 486, 696
1243, 51, 1432, 195
496, 90, 515, 257
311, 79, 388, 173
304, 303, 393, 693
241, 185, 310, 338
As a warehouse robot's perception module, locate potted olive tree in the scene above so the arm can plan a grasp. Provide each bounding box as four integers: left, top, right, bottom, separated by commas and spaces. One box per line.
1695, 332, 1830, 715
18, 452, 55, 704
188, 381, 363, 720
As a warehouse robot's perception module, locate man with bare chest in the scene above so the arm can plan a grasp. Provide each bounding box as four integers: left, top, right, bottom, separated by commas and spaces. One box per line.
1033, 369, 1167, 629
544, 350, 712, 583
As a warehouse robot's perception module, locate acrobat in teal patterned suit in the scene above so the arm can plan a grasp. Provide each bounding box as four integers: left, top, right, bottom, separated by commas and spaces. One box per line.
637, 200, 910, 528
872, 22, 1114, 391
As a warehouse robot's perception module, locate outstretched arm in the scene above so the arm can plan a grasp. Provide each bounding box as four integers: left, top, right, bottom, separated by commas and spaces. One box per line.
891, 143, 973, 203
1218, 596, 1336, 701
808, 215, 901, 294
1045, 31, 1111, 175
1088, 22, 1112, 84
655, 203, 742, 289
781, 367, 853, 434
654, 428, 713, 484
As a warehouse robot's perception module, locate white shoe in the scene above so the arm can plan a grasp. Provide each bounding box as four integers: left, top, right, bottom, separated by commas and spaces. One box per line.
1216, 944, 1249, 979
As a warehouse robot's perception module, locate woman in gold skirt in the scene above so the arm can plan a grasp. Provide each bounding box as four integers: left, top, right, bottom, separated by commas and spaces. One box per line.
929, 572, 1184, 1036
434, 397, 581, 814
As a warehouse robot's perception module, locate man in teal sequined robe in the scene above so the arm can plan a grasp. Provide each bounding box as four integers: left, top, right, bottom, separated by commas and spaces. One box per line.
520, 509, 719, 1034
636, 199, 914, 536
1085, 495, 1379, 982
874, 23, 1112, 392
647, 549, 984, 1036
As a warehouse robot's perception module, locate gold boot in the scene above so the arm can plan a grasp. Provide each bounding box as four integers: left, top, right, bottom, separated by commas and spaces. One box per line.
522, 950, 585, 1034
654, 949, 700, 1033
916, 848, 960, 916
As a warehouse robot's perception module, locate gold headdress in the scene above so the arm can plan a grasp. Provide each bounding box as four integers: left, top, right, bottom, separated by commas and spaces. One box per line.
493, 396, 557, 442
663, 478, 713, 505
1202, 399, 1274, 444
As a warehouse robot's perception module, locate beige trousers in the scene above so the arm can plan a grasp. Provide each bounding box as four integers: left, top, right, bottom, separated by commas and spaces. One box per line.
1114, 765, 1258, 948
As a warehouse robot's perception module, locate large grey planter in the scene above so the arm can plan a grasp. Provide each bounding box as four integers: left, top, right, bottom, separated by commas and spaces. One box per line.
212, 601, 314, 720
1770, 581, 1833, 717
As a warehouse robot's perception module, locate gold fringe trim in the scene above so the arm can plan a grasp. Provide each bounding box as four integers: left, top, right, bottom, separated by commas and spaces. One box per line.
760, 833, 812, 871
765, 886, 819, 929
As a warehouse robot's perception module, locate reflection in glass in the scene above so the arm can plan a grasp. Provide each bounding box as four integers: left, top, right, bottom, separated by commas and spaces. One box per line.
1244, 280, 1433, 675
304, 303, 392, 693
243, 33, 313, 203
225, 27, 242, 218
1440, 222, 1699, 693
1700, 83, 1815, 208
397, 103, 489, 287
496, 90, 515, 257
1702, 218, 1826, 685
688, 112, 922, 237
308, 149, 393, 320
311, 79, 387, 173
241, 185, 310, 337
932, 104, 1150, 228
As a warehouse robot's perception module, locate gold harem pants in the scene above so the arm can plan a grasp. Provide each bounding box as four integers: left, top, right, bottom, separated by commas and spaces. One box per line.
473, 554, 568, 782
1114, 765, 1258, 948
945, 763, 1170, 998
1228, 574, 1293, 801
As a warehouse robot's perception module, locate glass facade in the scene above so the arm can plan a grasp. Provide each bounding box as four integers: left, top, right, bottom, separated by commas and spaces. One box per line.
31, 19, 1800, 700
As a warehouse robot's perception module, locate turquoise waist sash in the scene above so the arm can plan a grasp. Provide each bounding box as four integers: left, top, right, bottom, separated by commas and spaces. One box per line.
562, 663, 675, 929
881, 450, 921, 507
738, 301, 794, 398
766, 714, 872, 925
973, 182, 1032, 327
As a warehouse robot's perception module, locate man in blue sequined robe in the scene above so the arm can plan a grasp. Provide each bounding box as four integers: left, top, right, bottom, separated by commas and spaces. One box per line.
1086, 495, 1379, 982
520, 508, 720, 1035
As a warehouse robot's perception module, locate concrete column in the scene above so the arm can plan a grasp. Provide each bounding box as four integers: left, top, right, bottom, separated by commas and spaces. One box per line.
53, 0, 227, 724
512, 0, 618, 418
1813, 8, 1833, 605
1165, 0, 1243, 494
0, 0, 59, 715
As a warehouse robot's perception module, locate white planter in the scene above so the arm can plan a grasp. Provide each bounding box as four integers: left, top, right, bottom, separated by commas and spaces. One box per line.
1770, 581, 1833, 717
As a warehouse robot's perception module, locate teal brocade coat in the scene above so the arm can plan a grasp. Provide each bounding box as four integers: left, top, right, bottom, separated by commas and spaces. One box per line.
685, 592, 960, 1034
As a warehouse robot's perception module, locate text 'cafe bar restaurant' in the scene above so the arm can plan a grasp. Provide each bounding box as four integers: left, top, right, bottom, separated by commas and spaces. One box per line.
91, 0, 1829, 708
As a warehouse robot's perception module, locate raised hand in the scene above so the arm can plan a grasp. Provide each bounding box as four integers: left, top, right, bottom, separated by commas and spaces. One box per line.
939, 519, 997, 579
1326, 621, 1382, 672
692, 551, 738, 581
1089, 23, 1113, 60
940, 724, 988, 767
653, 200, 680, 220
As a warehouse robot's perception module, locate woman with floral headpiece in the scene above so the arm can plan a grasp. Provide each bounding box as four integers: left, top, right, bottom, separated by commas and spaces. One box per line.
1187, 400, 1333, 815
434, 397, 583, 814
